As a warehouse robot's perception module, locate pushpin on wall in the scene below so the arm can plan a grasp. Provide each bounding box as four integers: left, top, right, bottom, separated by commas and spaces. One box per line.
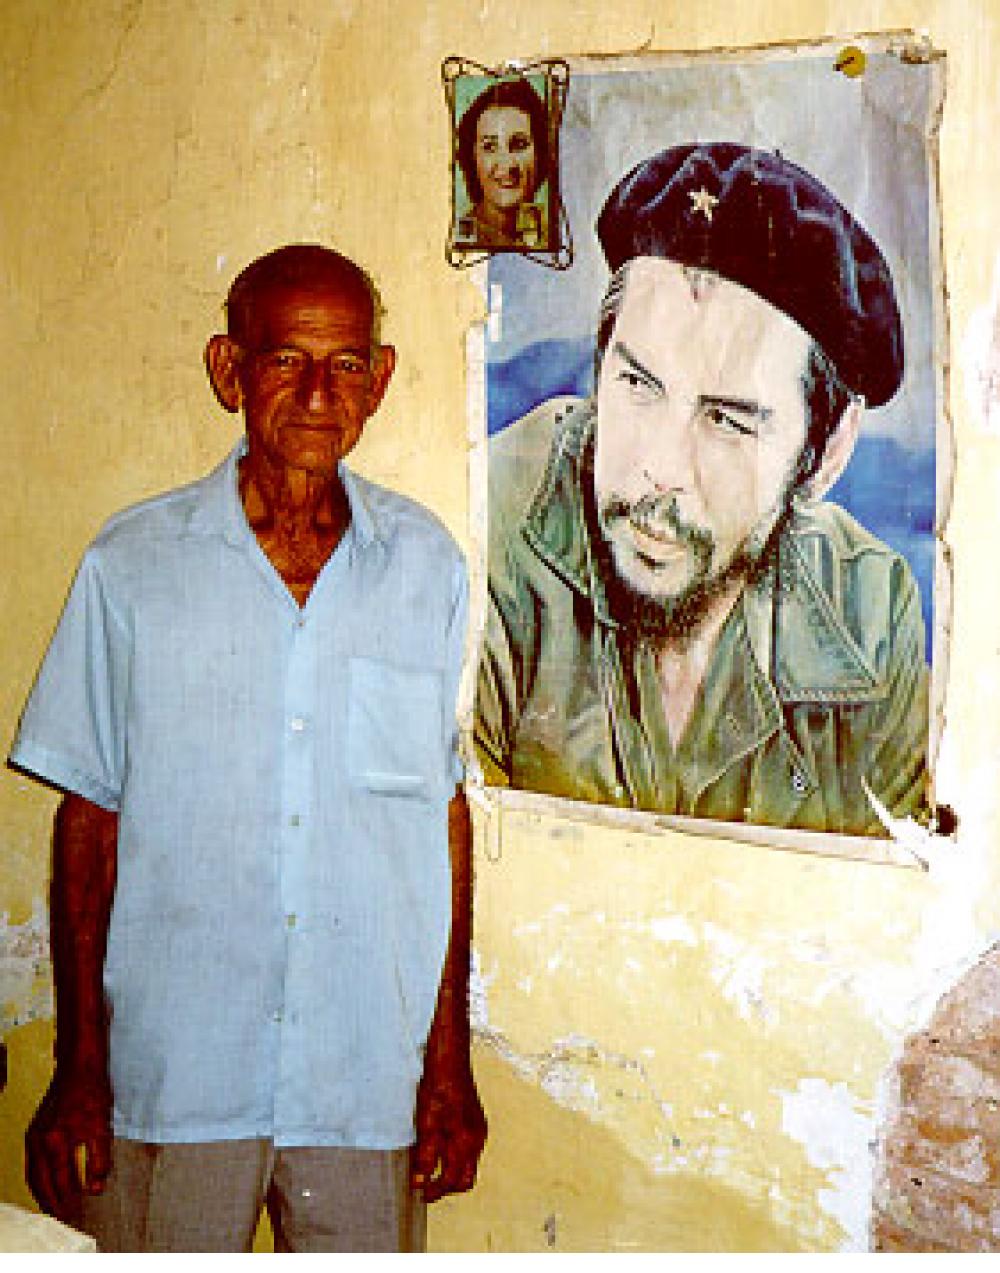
835, 46, 867, 77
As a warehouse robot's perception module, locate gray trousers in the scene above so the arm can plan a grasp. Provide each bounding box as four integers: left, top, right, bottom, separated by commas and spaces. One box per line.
79, 1138, 426, 1252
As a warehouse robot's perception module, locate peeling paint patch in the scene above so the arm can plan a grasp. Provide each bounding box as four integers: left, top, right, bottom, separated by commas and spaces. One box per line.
510, 900, 571, 938
0, 898, 52, 1032
474, 1006, 679, 1136
469, 949, 494, 1034
780, 1077, 873, 1250
540, 1062, 600, 1115
702, 923, 776, 1026
475, 1026, 610, 1117
962, 251, 1000, 433
648, 914, 698, 946
653, 1137, 734, 1176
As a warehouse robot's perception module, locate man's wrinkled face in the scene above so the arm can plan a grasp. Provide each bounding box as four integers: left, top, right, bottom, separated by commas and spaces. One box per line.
236, 281, 391, 478
594, 258, 812, 625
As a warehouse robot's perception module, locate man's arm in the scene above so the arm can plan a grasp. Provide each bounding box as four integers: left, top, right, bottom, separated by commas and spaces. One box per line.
26, 793, 117, 1220
411, 787, 487, 1202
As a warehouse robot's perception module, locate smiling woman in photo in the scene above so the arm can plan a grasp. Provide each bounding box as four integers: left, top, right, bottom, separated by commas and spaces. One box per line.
456, 78, 550, 249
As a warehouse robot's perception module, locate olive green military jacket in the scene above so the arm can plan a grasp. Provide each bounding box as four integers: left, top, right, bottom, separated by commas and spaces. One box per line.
474, 397, 929, 835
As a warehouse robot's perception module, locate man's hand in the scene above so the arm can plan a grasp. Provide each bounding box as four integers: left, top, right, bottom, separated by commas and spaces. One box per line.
412, 1049, 487, 1203
26, 1065, 112, 1220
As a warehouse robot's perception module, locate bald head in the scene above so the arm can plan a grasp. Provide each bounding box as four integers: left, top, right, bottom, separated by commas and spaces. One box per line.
225, 244, 383, 348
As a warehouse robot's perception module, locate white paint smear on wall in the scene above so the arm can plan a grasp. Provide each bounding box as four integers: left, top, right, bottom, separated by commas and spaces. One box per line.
962, 251, 1000, 434
0, 898, 51, 1032
648, 914, 698, 946
780, 1077, 874, 1251
702, 923, 775, 1026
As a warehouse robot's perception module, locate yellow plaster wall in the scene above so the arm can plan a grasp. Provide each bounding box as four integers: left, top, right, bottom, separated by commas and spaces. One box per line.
1, 0, 999, 1252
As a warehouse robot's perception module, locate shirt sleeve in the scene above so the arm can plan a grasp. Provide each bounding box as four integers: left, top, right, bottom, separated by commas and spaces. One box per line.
8, 547, 130, 811
444, 551, 469, 787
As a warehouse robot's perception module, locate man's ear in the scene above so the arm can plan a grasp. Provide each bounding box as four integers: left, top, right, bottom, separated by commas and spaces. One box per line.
366, 344, 397, 415
205, 335, 244, 414
804, 398, 863, 501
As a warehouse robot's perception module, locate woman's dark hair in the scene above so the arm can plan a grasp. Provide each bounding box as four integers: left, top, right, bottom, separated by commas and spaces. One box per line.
456, 78, 549, 205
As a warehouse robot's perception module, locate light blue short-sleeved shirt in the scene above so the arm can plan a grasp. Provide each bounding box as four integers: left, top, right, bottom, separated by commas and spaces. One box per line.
10, 441, 467, 1148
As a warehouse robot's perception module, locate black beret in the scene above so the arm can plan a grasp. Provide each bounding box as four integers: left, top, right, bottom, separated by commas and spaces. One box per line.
596, 143, 904, 407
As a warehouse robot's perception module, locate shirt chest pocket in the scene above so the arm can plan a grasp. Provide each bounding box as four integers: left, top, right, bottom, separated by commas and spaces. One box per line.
347, 656, 444, 798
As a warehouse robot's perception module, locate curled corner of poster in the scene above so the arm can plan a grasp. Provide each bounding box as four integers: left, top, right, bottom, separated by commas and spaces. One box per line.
886, 30, 946, 65
862, 779, 958, 874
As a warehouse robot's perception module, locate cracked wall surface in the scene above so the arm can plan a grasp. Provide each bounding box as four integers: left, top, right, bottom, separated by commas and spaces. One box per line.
2, 0, 1000, 1253
459, 805, 937, 1249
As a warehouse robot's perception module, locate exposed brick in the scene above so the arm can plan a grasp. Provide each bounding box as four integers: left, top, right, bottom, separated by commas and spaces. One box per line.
871, 944, 1000, 1251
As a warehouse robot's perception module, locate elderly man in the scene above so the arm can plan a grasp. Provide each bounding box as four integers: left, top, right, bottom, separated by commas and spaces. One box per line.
10, 244, 486, 1250
476, 143, 929, 834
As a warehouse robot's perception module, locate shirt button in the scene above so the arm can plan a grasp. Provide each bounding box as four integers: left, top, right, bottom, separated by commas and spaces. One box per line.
791, 769, 808, 794
289, 814, 301, 827
290, 717, 306, 732
272, 1009, 283, 1023
286, 913, 297, 929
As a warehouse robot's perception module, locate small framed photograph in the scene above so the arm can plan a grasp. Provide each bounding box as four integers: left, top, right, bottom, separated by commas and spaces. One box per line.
443, 58, 570, 267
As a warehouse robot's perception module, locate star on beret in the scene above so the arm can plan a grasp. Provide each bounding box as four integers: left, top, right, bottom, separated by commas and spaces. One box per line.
596, 143, 905, 406
688, 186, 719, 221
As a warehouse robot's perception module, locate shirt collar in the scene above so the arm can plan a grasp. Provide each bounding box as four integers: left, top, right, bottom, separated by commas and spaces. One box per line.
338, 463, 381, 549
189, 437, 385, 552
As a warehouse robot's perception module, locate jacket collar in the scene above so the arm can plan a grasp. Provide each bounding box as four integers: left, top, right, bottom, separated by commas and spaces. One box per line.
523, 398, 885, 707
523, 399, 619, 626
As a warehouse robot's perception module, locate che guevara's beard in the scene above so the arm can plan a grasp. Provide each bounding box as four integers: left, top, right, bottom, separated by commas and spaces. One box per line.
593, 489, 788, 646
